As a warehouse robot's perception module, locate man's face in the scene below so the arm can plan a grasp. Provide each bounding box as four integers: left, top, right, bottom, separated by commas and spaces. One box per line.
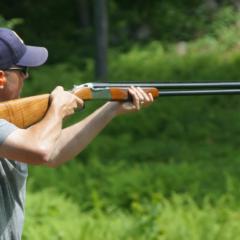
0, 68, 29, 101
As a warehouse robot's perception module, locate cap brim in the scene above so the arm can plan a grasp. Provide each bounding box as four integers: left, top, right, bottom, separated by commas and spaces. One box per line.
16, 45, 48, 67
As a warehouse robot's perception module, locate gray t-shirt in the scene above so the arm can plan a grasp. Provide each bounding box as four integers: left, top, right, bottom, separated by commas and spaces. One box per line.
0, 120, 28, 240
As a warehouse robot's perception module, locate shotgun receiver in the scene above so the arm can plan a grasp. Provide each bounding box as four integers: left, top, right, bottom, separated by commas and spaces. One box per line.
1, 81, 240, 128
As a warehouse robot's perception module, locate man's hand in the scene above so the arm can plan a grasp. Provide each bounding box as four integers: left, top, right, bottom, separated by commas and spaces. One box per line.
50, 86, 84, 118
108, 86, 154, 116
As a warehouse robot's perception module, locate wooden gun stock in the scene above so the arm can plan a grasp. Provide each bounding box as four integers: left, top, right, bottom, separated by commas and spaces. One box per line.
0, 87, 159, 128
0, 94, 50, 129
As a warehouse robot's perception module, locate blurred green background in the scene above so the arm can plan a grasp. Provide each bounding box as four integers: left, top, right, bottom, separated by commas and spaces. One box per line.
1, 0, 240, 239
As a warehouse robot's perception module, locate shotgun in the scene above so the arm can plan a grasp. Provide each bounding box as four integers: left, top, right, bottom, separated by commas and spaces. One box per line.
1, 81, 240, 128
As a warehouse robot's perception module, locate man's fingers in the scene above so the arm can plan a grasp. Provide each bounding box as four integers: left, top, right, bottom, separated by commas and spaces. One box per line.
137, 87, 150, 102
122, 86, 155, 114
130, 86, 141, 110
129, 87, 153, 110
75, 96, 84, 109
148, 93, 154, 102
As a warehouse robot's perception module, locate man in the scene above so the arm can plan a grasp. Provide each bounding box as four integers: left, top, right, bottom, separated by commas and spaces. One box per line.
0, 28, 153, 239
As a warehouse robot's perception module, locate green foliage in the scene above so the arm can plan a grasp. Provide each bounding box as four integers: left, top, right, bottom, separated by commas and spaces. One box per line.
1, 1, 239, 63
27, 153, 240, 212
23, 189, 134, 240
20, 12, 240, 239
25, 16, 240, 207
109, 3, 240, 50
23, 189, 82, 240
128, 194, 240, 240
0, 15, 23, 28
23, 190, 240, 240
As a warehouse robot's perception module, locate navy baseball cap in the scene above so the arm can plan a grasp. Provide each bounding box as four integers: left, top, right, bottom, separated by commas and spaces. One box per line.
0, 28, 48, 69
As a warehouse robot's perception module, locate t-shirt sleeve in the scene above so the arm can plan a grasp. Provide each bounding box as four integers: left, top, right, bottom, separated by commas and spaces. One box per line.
0, 119, 18, 145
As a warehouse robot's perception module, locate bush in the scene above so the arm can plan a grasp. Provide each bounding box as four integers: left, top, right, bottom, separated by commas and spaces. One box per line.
23, 189, 134, 240
23, 190, 240, 240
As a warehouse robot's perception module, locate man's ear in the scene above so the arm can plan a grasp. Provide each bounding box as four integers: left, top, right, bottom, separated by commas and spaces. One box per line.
0, 71, 6, 89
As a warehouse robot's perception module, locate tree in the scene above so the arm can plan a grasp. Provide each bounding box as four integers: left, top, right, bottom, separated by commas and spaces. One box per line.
94, 0, 108, 81
76, 0, 91, 28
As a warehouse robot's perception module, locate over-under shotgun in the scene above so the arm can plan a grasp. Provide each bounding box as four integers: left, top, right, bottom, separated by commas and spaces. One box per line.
1, 81, 240, 128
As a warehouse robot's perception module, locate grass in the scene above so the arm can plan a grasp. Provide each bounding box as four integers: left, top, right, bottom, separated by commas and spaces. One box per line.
23, 189, 240, 240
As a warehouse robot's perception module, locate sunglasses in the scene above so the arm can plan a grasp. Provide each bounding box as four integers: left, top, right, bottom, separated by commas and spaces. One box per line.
6, 66, 28, 75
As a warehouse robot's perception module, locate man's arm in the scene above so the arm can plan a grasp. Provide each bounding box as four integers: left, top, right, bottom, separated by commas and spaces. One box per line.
0, 86, 83, 164
45, 102, 119, 167
45, 87, 154, 167
0, 87, 153, 166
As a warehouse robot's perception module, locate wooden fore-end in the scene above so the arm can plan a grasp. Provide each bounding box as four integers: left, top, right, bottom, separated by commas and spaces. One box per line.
73, 87, 93, 100
73, 87, 159, 101
0, 94, 50, 128
109, 87, 159, 100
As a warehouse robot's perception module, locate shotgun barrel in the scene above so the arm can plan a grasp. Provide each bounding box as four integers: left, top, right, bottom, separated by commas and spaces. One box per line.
79, 82, 240, 90
158, 89, 240, 96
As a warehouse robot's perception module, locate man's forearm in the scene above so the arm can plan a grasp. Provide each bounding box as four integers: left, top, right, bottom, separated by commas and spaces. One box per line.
48, 102, 118, 166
